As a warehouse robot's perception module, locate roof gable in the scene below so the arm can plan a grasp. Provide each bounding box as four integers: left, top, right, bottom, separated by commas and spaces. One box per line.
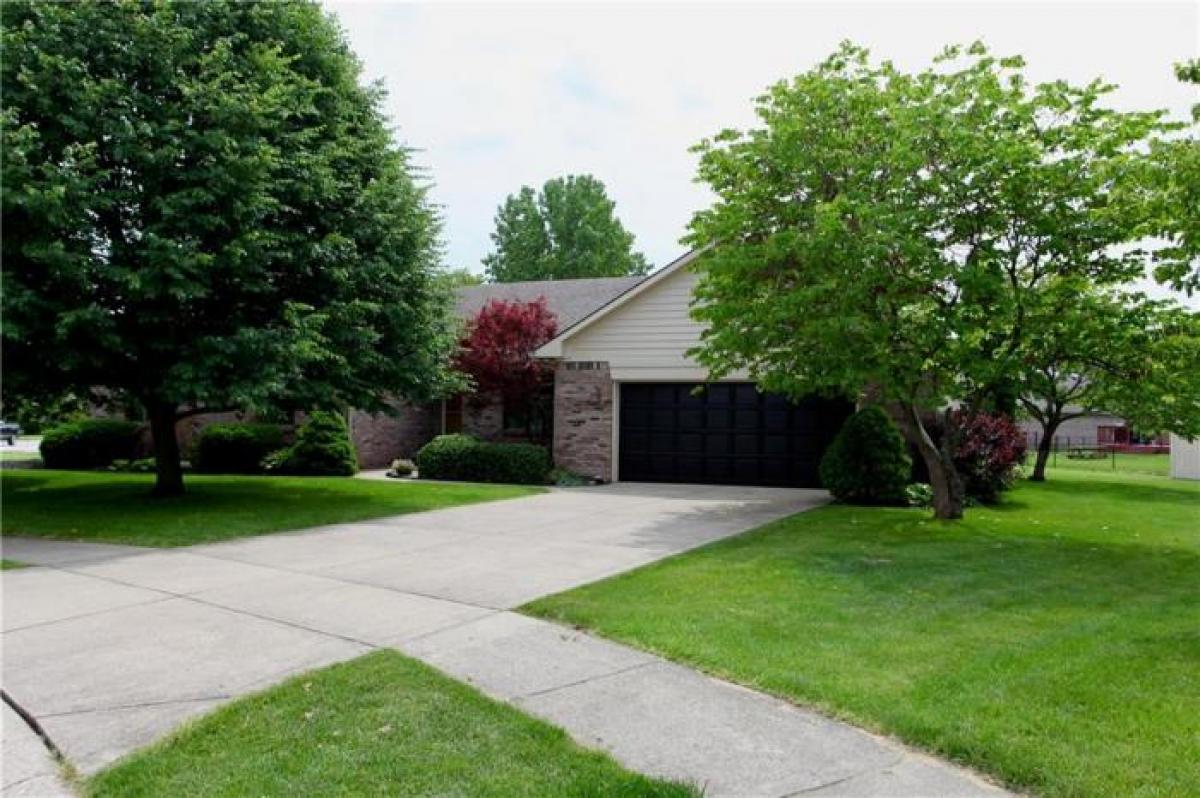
535, 250, 701, 358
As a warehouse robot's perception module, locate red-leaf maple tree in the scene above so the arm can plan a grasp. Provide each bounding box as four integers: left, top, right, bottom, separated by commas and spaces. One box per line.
456, 298, 558, 408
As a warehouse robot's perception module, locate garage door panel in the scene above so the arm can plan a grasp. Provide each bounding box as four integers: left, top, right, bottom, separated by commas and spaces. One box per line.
763, 434, 788, 455
624, 406, 650, 427
677, 457, 704, 481
735, 384, 760, 404
706, 434, 731, 455
734, 434, 759, 455
619, 382, 851, 487
653, 384, 677, 403
704, 459, 732, 479
734, 410, 759, 429
706, 409, 731, 429
651, 408, 675, 428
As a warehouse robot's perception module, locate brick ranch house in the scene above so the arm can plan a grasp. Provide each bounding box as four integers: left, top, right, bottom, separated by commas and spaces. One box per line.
349, 250, 853, 486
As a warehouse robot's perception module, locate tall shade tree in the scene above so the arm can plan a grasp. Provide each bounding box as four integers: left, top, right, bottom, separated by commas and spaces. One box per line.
483, 175, 649, 282
1143, 60, 1200, 295
1016, 290, 1200, 481
1, 0, 459, 496
686, 42, 1169, 519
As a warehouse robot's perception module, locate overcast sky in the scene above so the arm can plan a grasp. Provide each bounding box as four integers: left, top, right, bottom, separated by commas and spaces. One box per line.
326, 0, 1198, 301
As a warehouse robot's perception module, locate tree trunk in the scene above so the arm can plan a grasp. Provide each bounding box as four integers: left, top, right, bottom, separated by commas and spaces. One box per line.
147, 402, 184, 497
899, 403, 965, 520
1030, 421, 1059, 482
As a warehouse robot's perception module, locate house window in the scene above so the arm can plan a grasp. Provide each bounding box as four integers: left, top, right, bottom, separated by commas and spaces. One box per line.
502, 382, 554, 444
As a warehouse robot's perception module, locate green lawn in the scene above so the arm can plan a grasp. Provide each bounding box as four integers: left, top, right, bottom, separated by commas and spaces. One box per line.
525, 470, 1200, 798
1048, 451, 1170, 476
1, 559, 27, 569
1, 470, 540, 546
89, 650, 694, 798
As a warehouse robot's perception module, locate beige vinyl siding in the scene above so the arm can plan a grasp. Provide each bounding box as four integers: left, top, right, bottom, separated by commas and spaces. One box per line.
561, 266, 748, 381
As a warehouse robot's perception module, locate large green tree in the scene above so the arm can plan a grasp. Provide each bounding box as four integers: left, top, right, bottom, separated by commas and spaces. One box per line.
2, 0, 459, 495
687, 42, 1171, 519
1142, 60, 1200, 295
483, 175, 649, 282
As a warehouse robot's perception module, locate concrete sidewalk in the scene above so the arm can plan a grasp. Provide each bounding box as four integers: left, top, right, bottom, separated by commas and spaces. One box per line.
2, 484, 1009, 796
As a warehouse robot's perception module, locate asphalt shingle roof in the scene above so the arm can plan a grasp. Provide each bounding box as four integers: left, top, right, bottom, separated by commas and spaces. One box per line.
455, 276, 645, 330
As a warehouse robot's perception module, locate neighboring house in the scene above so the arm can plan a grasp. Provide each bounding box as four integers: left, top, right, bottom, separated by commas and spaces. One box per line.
1017, 411, 1170, 451
1017, 411, 1133, 450
1170, 434, 1200, 480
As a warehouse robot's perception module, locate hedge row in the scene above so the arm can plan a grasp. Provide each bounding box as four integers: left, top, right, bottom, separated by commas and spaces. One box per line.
415, 434, 550, 485
39, 420, 141, 469
39, 415, 359, 477
191, 423, 285, 474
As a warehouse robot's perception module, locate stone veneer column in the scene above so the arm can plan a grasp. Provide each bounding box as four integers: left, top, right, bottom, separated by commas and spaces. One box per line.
553, 361, 613, 481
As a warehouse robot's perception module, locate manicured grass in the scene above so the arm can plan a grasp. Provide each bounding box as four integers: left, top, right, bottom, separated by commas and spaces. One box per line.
1, 559, 27, 569
1048, 451, 1170, 476
1, 470, 540, 547
525, 470, 1200, 798
89, 650, 695, 798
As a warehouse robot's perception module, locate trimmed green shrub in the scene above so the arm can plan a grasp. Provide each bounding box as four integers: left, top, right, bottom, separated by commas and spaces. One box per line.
191, 423, 284, 474
414, 434, 478, 479
819, 406, 911, 505
267, 411, 358, 476
416, 434, 550, 485
39, 419, 141, 469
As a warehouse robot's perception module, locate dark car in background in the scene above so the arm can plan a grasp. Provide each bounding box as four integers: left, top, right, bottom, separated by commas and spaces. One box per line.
1, 420, 20, 445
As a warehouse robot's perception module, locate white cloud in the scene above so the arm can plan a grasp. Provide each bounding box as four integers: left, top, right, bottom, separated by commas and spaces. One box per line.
326, 1, 1199, 305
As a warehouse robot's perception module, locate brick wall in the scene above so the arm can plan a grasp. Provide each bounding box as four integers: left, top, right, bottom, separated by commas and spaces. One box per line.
349, 401, 442, 469
552, 361, 612, 481
463, 394, 504, 440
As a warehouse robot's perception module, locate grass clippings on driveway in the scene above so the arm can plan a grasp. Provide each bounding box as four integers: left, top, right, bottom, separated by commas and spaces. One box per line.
88, 650, 696, 798
1, 470, 541, 546
525, 470, 1200, 798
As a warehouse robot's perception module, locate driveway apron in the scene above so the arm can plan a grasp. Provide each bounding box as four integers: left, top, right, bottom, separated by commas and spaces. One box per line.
2, 484, 1007, 796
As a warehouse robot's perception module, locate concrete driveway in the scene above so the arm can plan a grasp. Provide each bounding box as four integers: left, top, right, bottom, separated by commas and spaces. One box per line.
2, 483, 1007, 797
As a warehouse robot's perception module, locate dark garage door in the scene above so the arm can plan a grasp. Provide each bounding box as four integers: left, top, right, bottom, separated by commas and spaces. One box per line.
618, 383, 852, 487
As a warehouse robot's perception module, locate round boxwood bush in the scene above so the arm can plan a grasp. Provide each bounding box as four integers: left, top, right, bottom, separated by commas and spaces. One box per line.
191, 423, 285, 474
819, 406, 911, 505
39, 419, 141, 469
267, 411, 358, 476
416, 434, 550, 485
